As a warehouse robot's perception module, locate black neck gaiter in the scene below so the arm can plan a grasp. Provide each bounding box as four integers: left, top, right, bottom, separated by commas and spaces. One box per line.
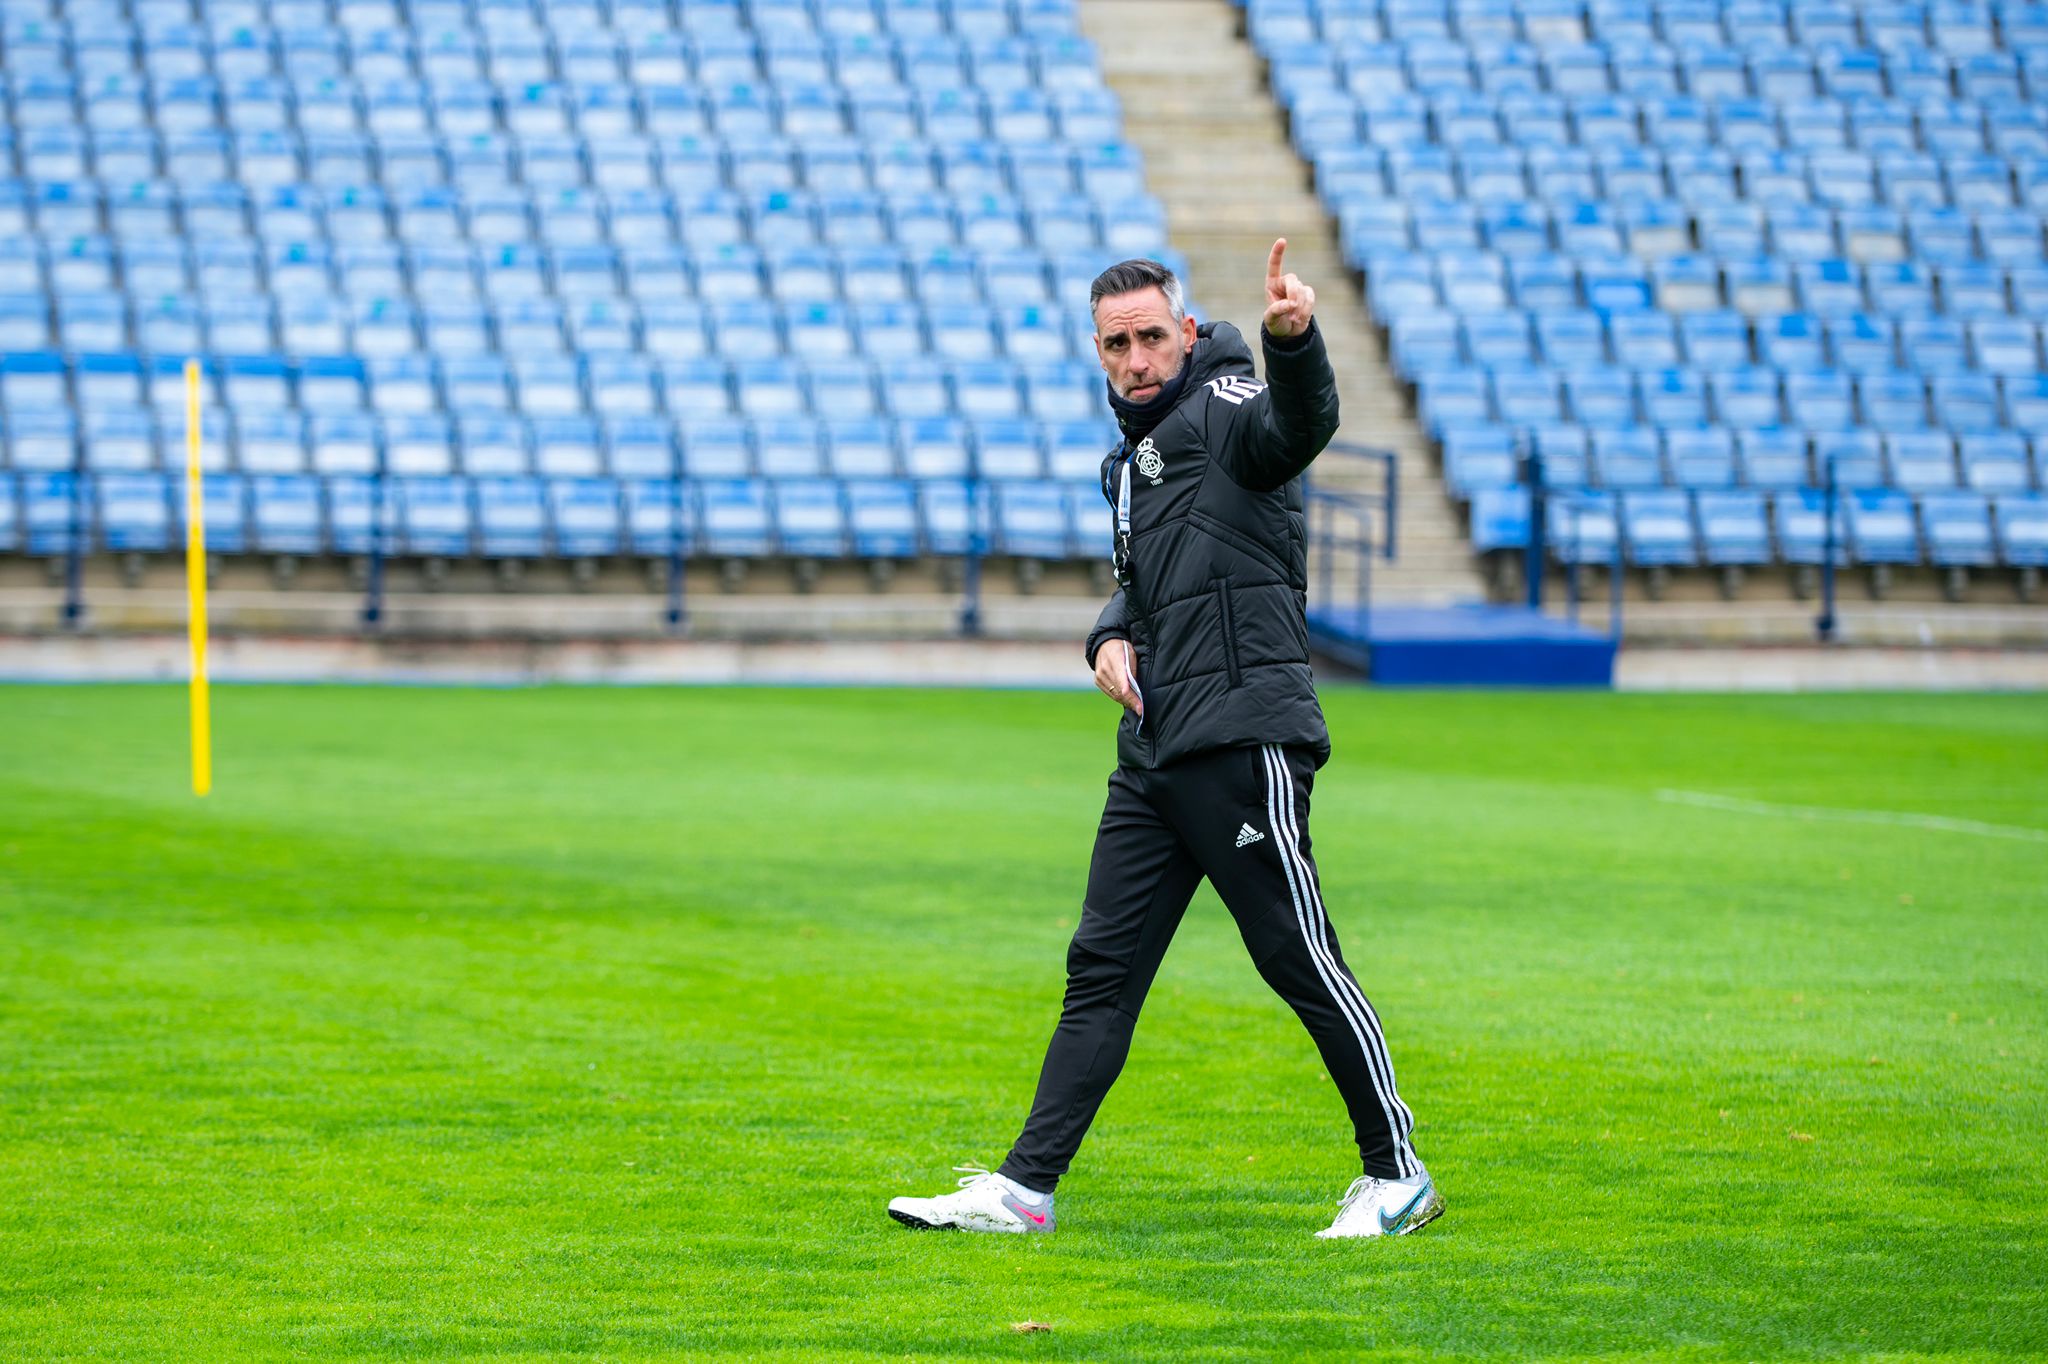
1105, 342, 1197, 443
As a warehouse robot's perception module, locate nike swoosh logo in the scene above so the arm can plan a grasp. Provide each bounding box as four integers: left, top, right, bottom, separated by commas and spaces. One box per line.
1006, 1198, 1048, 1225
1379, 1185, 1428, 1234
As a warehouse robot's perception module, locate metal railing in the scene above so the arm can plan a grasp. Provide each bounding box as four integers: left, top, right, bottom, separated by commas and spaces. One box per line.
1303, 442, 1400, 624
1818, 454, 1839, 644
50, 442, 1381, 640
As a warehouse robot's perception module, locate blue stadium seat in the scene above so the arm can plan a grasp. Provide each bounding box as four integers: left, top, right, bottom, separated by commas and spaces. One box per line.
993, 481, 1073, 558
822, 418, 899, 478
548, 479, 626, 557
1609, 313, 1678, 368
1638, 368, 1706, 425
849, 350, 936, 421
900, 415, 972, 478
98, 472, 174, 553
533, 417, 606, 478
299, 357, 368, 415
918, 478, 988, 555
624, 479, 694, 557
847, 479, 922, 556
179, 472, 253, 555
250, 476, 325, 556
1469, 484, 1531, 551
1960, 432, 2037, 491
1391, 311, 1462, 379
952, 360, 1024, 420
756, 417, 827, 477
1544, 490, 1619, 564
1, 351, 68, 411
1920, 490, 1998, 566
383, 415, 455, 477
1534, 310, 1607, 368
1993, 493, 2048, 564
1757, 313, 1825, 371
603, 418, 675, 480
448, 350, 516, 409
7, 409, 78, 474
1564, 369, 1636, 427
1022, 363, 1097, 423
1463, 313, 1534, 369
1694, 488, 1773, 564
972, 417, 1044, 479
1621, 489, 1699, 564
773, 478, 850, 556
700, 478, 777, 556
684, 419, 756, 479
1530, 425, 1591, 487
396, 476, 473, 556
1442, 426, 1520, 496
1046, 420, 1113, 481
1774, 487, 1851, 564
0, 472, 21, 552
21, 472, 85, 555
1593, 428, 1665, 489
1885, 432, 1960, 491
1419, 371, 1493, 433
1847, 488, 1923, 564
476, 477, 550, 558
1899, 315, 1970, 376
1664, 427, 1736, 487
1933, 372, 2004, 433
1731, 428, 1809, 489
1814, 430, 1886, 488
86, 410, 163, 473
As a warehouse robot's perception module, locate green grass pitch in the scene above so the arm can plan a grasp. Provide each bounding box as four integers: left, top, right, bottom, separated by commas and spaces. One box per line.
2, 683, 2044, 1361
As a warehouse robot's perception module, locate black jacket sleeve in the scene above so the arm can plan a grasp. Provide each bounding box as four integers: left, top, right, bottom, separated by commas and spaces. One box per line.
1209, 319, 1342, 493
1085, 588, 1131, 667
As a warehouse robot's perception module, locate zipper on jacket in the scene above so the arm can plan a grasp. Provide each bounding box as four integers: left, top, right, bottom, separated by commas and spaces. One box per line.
1215, 580, 1243, 689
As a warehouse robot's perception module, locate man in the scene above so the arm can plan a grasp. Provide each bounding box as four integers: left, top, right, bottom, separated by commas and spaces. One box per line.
888, 243, 1440, 1240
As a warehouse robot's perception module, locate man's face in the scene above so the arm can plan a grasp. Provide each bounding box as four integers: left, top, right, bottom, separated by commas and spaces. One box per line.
1093, 286, 1198, 401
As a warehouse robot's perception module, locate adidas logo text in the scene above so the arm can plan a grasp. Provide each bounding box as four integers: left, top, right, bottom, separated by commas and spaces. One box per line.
1235, 823, 1265, 848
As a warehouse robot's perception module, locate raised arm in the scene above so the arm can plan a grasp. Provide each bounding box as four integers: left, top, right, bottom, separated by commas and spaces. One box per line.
1211, 238, 1342, 493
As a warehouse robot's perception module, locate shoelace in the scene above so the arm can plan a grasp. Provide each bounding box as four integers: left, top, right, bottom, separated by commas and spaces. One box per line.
1333, 1175, 1383, 1223
952, 1163, 1002, 1191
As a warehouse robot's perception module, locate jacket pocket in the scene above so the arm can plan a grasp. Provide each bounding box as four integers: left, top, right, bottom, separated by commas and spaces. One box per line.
1215, 580, 1243, 689
1186, 506, 1292, 583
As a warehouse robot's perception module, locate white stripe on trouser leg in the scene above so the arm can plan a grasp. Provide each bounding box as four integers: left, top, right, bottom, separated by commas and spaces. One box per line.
1266, 743, 1418, 1175
1267, 743, 1418, 1171
1259, 744, 1410, 1177
1272, 751, 1419, 1155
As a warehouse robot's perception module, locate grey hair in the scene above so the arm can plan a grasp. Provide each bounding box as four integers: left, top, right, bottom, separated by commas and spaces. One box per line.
1089, 258, 1186, 329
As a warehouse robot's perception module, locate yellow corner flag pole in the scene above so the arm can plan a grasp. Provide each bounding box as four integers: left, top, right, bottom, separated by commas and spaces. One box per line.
184, 358, 212, 797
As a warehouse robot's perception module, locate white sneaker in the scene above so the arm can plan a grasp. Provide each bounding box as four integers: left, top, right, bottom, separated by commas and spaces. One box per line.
887, 1165, 1055, 1234
1315, 1171, 1444, 1239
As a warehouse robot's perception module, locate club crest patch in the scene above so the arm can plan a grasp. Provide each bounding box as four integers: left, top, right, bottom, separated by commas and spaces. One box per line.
1135, 437, 1165, 484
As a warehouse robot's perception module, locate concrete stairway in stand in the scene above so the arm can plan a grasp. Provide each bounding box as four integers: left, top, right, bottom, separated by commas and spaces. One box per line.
1078, 0, 1488, 606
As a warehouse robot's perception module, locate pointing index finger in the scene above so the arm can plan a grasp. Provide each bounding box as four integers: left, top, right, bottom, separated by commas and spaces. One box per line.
1266, 237, 1287, 284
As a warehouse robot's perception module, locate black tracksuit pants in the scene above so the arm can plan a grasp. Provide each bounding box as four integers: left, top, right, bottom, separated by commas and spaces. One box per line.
998, 741, 1420, 1194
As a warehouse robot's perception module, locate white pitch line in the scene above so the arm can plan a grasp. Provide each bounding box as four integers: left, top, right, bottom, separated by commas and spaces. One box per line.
1656, 789, 2048, 846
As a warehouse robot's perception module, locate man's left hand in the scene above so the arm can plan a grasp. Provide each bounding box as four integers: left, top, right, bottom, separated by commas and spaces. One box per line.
1262, 237, 1316, 339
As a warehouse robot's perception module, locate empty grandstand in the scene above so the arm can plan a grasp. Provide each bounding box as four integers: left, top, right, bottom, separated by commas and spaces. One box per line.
0, 0, 1173, 611
2, 0, 2046, 656
1253, 0, 2048, 602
